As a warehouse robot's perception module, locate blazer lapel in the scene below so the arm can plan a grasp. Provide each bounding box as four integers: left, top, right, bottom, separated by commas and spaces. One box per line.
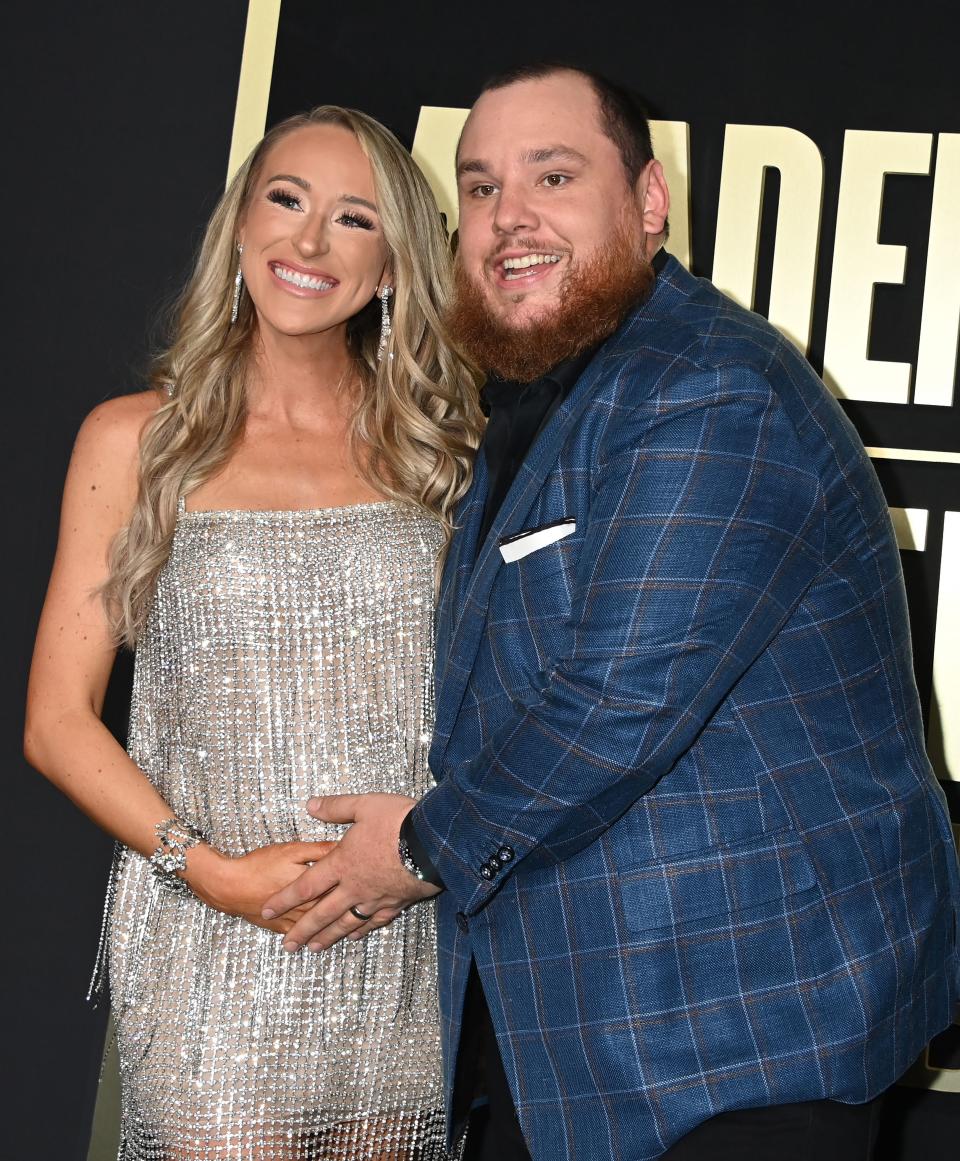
435, 454, 488, 691
432, 259, 695, 769
434, 351, 610, 765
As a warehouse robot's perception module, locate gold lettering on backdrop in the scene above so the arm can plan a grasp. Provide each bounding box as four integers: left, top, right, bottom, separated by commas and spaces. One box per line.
411, 107, 692, 265
889, 508, 929, 552
713, 125, 823, 354
823, 130, 933, 402
411, 106, 469, 235
649, 121, 691, 269
916, 133, 960, 406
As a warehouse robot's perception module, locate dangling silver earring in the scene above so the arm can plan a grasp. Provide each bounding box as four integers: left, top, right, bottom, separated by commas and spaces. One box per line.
230, 243, 244, 325
377, 285, 393, 362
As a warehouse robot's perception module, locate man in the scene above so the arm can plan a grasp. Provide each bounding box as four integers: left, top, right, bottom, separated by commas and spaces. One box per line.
264, 65, 960, 1159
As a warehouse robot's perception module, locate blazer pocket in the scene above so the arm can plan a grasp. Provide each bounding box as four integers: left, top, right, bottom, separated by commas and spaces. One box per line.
499, 518, 576, 563
619, 828, 818, 933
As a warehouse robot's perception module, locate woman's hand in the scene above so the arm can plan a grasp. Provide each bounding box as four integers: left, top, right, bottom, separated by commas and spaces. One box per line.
185, 840, 338, 934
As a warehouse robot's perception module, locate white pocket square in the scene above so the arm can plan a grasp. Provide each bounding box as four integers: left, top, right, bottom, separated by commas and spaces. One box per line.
499, 519, 576, 563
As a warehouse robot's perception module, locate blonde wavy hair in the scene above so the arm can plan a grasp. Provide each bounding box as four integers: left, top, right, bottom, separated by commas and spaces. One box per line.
103, 106, 484, 647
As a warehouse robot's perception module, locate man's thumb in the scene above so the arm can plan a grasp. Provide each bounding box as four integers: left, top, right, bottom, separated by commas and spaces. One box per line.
306, 794, 357, 823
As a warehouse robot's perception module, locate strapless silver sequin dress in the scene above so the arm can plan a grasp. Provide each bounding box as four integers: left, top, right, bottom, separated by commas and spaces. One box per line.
106, 500, 451, 1160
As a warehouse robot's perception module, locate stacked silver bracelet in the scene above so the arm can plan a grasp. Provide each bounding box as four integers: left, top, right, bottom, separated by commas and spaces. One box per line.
148, 817, 205, 895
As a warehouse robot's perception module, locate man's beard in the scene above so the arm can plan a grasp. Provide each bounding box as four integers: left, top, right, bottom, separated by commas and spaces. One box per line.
447, 224, 656, 383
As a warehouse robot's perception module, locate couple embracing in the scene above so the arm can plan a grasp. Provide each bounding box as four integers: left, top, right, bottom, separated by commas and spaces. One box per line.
27, 63, 960, 1161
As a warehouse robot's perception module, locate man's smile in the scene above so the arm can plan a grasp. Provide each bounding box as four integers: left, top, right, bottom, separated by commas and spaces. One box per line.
490, 250, 567, 289
502, 253, 562, 279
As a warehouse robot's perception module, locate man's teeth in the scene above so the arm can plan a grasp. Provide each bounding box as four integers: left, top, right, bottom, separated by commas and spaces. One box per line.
502, 253, 562, 278
274, 265, 334, 290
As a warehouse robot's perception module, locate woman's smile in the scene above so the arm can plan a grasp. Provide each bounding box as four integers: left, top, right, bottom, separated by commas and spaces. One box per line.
268, 260, 338, 295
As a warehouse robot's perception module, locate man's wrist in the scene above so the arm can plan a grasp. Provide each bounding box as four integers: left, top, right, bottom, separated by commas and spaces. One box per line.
398, 810, 445, 890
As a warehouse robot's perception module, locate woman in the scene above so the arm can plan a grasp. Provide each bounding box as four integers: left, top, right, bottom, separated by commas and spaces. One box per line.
25, 106, 483, 1159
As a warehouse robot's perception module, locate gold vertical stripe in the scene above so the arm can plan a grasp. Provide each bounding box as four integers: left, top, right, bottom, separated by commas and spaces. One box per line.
226, 0, 283, 182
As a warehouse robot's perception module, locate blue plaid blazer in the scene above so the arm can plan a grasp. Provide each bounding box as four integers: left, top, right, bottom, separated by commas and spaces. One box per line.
410, 256, 960, 1159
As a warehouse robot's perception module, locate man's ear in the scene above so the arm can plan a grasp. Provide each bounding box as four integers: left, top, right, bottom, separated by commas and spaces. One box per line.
636, 159, 669, 237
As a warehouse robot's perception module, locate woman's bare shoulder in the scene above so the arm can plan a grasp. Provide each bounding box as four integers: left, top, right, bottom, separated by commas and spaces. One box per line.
76, 388, 166, 453
68, 389, 167, 502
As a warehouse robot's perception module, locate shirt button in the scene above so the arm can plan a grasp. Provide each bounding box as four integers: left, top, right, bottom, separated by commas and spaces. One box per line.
480, 863, 495, 880
456, 912, 469, 933
497, 846, 515, 864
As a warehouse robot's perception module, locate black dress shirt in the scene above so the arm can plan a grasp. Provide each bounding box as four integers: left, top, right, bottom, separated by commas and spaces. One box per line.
400, 247, 669, 888
476, 347, 597, 547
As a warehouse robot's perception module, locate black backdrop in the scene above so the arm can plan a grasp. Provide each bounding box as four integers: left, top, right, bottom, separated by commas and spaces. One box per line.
3, 5, 249, 1158
5, 2, 958, 1157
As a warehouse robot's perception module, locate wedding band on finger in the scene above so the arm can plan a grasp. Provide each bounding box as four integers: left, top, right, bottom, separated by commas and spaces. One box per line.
349, 905, 373, 922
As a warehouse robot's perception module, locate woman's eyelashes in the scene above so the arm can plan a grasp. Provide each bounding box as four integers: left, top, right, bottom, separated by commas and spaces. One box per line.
336, 210, 375, 231
265, 189, 375, 231
267, 187, 303, 210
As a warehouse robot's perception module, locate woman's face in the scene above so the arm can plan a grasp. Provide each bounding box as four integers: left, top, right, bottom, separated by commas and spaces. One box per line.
238, 123, 389, 341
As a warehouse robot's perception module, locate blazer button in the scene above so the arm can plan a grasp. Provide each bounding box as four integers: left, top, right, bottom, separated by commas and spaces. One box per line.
480, 863, 495, 880
456, 912, 469, 933
497, 846, 514, 864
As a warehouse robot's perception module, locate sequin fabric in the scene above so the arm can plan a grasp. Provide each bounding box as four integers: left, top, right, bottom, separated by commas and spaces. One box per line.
106, 500, 454, 1160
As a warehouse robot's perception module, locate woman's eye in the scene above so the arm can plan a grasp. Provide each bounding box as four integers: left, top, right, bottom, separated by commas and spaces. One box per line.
337, 212, 375, 231
267, 188, 302, 210
543, 173, 569, 188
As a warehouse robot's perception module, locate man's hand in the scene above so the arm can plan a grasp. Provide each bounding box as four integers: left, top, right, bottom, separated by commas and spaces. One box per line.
261, 793, 441, 953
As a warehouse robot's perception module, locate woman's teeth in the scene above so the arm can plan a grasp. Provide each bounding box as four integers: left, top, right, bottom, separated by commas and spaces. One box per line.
273, 265, 334, 291
502, 254, 562, 280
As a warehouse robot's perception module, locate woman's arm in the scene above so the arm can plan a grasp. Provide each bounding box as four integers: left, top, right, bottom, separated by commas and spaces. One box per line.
24, 393, 330, 932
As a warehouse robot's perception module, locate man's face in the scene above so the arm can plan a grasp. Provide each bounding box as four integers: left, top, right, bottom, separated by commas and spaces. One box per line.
455, 72, 666, 332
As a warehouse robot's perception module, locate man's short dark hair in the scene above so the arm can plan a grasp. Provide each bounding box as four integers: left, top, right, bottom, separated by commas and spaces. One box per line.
478, 62, 655, 184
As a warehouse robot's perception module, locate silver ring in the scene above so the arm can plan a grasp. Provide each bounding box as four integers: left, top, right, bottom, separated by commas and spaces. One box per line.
349, 905, 373, 922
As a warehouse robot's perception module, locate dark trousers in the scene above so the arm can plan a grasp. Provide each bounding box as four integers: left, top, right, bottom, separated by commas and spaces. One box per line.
458, 964, 882, 1161
457, 965, 532, 1161
659, 1094, 881, 1159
